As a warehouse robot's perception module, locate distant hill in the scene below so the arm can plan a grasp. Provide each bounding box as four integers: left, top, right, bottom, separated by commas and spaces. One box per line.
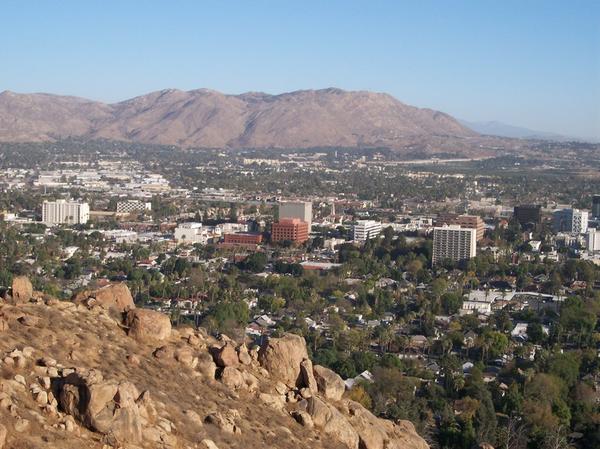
0, 88, 476, 149
459, 119, 585, 141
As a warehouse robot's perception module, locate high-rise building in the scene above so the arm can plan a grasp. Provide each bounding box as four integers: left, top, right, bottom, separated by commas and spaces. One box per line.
553, 208, 588, 234
513, 205, 542, 229
353, 220, 382, 242
271, 219, 309, 243
432, 225, 477, 266
42, 200, 89, 225
436, 213, 485, 241
279, 201, 312, 227
592, 195, 600, 219
587, 229, 600, 253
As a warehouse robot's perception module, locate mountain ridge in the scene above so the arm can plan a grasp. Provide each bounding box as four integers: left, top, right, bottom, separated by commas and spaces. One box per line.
0, 88, 476, 150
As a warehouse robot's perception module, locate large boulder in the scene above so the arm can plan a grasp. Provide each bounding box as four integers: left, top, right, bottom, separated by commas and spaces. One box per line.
0, 423, 6, 449
58, 369, 143, 444
125, 309, 172, 343
313, 365, 345, 401
300, 358, 318, 392
258, 333, 308, 387
204, 409, 241, 435
197, 352, 217, 379
73, 283, 135, 313
307, 396, 359, 449
11, 276, 33, 304
220, 367, 245, 390
344, 400, 429, 449
213, 343, 239, 367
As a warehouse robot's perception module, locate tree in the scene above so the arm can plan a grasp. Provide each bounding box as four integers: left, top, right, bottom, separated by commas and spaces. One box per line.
547, 352, 581, 388
346, 384, 372, 409
242, 252, 267, 273
527, 322, 546, 344
441, 292, 463, 315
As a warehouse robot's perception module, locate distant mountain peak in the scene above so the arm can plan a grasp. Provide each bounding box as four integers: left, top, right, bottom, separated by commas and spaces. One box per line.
459, 119, 588, 142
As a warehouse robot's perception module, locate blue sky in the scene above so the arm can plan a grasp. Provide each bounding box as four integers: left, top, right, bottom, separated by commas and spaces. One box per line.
1, 1, 599, 139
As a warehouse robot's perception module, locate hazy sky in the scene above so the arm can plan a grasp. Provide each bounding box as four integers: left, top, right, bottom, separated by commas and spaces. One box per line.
2, 1, 599, 139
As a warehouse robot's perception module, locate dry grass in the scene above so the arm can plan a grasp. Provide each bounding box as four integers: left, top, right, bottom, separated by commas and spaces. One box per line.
0, 301, 348, 449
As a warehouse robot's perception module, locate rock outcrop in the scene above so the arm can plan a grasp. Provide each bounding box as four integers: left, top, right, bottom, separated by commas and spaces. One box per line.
213, 342, 239, 367
0, 423, 6, 449
313, 365, 345, 401
58, 370, 144, 444
306, 396, 360, 449
0, 285, 430, 449
345, 400, 429, 449
10, 276, 33, 304
258, 333, 309, 387
73, 282, 135, 312
300, 358, 318, 392
125, 308, 172, 343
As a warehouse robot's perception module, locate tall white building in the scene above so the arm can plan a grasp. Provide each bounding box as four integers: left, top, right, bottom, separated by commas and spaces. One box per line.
432, 225, 477, 266
553, 208, 588, 234
587, 228, 600, 253
279, 201, 312, 227
353, 220, 382, 242
42, 200, 89, 225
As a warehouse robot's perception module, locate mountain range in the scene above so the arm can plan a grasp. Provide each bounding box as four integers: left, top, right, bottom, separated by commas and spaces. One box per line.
0, 88, 477, 149
458, 119, 586, 142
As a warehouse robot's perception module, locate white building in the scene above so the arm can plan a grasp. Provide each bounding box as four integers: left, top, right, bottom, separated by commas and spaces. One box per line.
116, 200, 152, 214
42, 200, 89, 225
511, 322, 550, 339
461, 290, 506, 315
553, 208, 588, 234
174, 222, 209, 245
101, 230, 139, 244
587, 228, 600, 253
279, 201, 313, 227
353, 220, 382, 242
432, 225, 477, 266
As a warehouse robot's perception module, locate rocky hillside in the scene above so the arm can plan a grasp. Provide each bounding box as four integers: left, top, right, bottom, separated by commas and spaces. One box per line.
0, 88, 475, 149
0, 277, 430, 449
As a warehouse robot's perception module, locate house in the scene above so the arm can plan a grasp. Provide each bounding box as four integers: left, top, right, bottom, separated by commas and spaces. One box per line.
305, 317, 317, 329
409, 335, 429, 349
482, 366, 501, 383
254, 315, 275, 327
511, 322, 550, 340
245, 323, 263, 337
463, 331, 477, 348
344, 370, 374, 390
426, 361, 441, 375
462, 362, 474, 373
461, 290, 510, 315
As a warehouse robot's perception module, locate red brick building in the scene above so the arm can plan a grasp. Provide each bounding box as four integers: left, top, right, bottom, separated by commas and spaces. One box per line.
436, 213, 485, 241
271, 218, 309, 243
223, 232, 263, 245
